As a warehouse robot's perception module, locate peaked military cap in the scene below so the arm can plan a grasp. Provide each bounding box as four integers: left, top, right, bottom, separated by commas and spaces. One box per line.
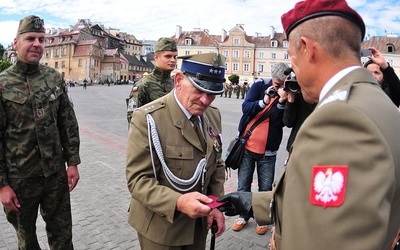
281, 0, 365, 41
17, 15, 45, 35
179, 53, 226, 95
154, 37, 177, 52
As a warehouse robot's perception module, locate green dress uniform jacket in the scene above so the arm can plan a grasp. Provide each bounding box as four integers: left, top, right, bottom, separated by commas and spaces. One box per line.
252, 68, 400, 249
0, 60, 81, 187
126, 91, 225, 246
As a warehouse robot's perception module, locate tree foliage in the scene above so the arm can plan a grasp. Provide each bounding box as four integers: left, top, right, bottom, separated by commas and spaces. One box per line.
228, 74, 240, 84
0, 61, 12, 73
0, 43, 4, 59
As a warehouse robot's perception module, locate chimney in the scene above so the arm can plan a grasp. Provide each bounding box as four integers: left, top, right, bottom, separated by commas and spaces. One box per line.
69, 25, 73, 32
51, 27, 55, 35
270, 26, 276, 38
176, 25, 182, 38
221, 29, 227, 42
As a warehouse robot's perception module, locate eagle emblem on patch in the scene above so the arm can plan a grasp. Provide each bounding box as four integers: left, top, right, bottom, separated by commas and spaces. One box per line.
310, 165, 348, 208
212, 54, 221, 68
33, 18, 44, 29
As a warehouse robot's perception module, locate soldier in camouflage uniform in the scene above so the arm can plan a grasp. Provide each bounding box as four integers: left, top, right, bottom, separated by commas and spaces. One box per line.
126, 37, 177, 124
0, 15, 81, 250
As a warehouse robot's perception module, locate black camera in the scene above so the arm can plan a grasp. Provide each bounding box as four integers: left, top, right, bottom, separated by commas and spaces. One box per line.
265, 88, 278, 98
283, 68, 301, 93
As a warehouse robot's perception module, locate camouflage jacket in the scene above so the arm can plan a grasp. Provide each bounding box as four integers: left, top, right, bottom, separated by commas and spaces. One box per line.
0, 60, 81, 187
130, 67, 174, 107
127, 67, 174, 122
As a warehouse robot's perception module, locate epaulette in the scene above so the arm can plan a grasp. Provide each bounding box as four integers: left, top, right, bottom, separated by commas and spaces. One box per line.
140, 100, 166, 114
319, 82, 352, 108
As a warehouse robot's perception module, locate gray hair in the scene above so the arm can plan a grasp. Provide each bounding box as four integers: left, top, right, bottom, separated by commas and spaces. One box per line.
271, 62, 289, 81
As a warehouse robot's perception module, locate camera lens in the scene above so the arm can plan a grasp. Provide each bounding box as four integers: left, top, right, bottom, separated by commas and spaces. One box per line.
266, 88, 277, 98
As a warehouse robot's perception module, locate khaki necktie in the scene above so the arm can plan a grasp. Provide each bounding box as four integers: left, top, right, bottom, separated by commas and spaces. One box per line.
190, 116, 206, 151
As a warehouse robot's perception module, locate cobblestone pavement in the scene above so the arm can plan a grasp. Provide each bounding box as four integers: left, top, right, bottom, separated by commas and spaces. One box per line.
0, 84, 289, 249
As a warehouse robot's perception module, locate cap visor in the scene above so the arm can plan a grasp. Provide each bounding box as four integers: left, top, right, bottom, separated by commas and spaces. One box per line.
187, 76, 223, 95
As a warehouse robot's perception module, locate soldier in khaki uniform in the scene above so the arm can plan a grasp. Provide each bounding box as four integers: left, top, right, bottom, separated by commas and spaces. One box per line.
126, 37, 177, 124
218, 1, 400, 249
0, 15, 81, 249
126, 53, 226, 249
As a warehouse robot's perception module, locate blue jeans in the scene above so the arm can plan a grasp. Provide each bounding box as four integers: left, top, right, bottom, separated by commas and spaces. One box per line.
237, 149, 276, 220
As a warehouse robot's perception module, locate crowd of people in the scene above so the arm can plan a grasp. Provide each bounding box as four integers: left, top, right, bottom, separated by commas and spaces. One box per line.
1, 0, 400, 249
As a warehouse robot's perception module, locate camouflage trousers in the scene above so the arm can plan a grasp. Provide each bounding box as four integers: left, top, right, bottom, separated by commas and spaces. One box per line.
4, 168, 73, 250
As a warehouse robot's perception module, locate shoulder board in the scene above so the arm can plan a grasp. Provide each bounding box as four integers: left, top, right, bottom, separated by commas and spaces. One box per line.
139, 100, 166, 114
319, 82, 352, 108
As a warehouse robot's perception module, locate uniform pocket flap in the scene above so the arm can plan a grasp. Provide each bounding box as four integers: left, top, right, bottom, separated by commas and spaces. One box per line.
165, 144, 194, 160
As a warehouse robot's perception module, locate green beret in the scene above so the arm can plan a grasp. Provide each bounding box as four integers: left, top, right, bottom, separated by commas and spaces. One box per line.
155, 37, 177, 52
17, 15, 45, 35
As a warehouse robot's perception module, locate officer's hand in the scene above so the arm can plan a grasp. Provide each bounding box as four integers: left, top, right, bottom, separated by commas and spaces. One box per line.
0, 185, 20, 211
176, 192, 212, 218
217, 191, 253, 217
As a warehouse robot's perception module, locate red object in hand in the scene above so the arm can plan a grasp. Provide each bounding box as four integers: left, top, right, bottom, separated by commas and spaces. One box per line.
207, 195, 227, 209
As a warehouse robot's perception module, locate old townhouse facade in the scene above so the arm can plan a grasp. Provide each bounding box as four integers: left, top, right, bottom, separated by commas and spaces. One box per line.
3, 19, 400, 86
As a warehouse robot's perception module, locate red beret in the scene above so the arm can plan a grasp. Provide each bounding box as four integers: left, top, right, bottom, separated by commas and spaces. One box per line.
281, 0, 365, 41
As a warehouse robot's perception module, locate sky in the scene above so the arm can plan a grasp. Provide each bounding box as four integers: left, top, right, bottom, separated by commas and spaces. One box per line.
1, 0, 400, 47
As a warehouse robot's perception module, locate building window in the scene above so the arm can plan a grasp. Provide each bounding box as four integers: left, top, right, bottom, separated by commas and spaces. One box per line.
244, 51, 250, 58
283, 41, 288, 48
55, 62, 59, 68
387, 44, 395, 53
234, 38, 239, 45
233, 50, 239, 58
223, 50, 229, 58
62, 47, 66, 56
46, 50, 50, 58
388, 59, 394, 66
185, 50, 190, 55
62, 61, 65, 68
78, 59, 82, 67
284, 53, 289, 60
225, 63, 228, 71
185, 39, 192, 45
197, 51, 203, 54
271, 40, 278, 47
233, 63, 239, 71
259, 52, 264, 59
243, 63, 250, 72
55, 48, 60, 57
258, 64, 264, 72
271, 53, 277, 59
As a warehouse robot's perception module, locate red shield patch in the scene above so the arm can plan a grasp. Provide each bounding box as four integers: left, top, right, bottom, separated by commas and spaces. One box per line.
310, 165, 348, 208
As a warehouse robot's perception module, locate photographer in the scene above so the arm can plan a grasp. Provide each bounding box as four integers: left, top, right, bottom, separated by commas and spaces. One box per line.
282, 70, 317, 153
230, 63, 288, 235
364, 47, 400, 107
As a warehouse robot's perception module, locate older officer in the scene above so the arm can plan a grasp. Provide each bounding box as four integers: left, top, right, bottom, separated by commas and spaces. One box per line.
218, 0, 400, 249
126, 53, 226, 249
0, 15, 80, 249
126, 37, 177, 124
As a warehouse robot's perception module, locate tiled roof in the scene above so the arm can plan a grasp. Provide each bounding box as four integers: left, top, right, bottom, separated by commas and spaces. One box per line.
173, 30, 221, 47
362, 36, 400, 54
73, 45, 92, 57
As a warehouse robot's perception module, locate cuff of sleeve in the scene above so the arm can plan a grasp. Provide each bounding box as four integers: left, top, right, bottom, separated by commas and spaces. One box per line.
259, 100, 266, 108
277, 103, 285, 109
67, 155, 81, 167
0, 174, 9, 187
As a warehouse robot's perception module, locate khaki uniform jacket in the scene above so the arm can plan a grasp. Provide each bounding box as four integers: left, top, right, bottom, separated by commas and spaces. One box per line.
126, 92, 225, 246
253, 68, 400, 249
